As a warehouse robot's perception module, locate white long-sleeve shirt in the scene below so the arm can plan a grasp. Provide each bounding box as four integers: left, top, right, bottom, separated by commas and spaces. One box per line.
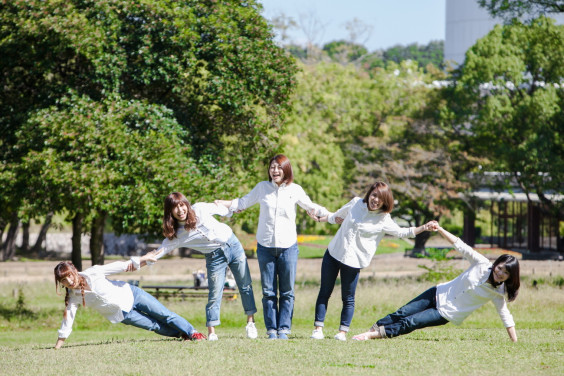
230, 181, 330, 248
436, 238, 515, 327
327, 197, 415, 269
57, 259, 139, 339
155, 202, 233, 257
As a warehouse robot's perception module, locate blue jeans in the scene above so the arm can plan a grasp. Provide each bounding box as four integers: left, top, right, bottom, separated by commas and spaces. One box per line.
314, 250, 360, 332
256, 242, 299, 334
204, 233, 257, 327
121, 285, 196, 337
376, 286, 449, 338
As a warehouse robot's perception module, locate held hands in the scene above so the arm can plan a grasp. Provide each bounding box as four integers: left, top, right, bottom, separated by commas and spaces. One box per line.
423, 220, 439, 232
306, 209, 326, 222
141, 250, 159, 264
125, 250, 160, 272
214, 199, 242, 213
306, 209, 342, 224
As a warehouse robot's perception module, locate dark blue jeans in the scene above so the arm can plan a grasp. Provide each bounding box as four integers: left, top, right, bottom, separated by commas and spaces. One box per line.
257, 242, 299, 335
314, 250, 360, 332
376, 286, 448, 338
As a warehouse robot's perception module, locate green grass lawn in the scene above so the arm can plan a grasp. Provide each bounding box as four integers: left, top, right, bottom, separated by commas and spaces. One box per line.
1, 276, 563, 375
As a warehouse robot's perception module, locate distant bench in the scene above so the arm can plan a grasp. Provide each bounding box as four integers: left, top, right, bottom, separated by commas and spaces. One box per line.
141, 284, 237, 301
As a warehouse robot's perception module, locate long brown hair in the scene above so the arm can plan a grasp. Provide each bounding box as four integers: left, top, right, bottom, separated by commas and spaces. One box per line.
162, 192, 197, 240
54, 261, 86, 318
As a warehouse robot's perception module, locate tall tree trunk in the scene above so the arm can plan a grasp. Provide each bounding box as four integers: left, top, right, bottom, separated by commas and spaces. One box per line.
413, 231, 431, 253
21, 222, 30, 253
2, 213, 19, 261
30, 212, 53, 255
90, 211, 107, 265
72, 212, 83, 271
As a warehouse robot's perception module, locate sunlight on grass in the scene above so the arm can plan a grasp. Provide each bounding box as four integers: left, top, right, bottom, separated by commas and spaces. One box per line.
2, 276, 562, 375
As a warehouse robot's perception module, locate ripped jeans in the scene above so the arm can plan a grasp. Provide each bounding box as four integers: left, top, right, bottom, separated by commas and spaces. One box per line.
204, 233, 257, 327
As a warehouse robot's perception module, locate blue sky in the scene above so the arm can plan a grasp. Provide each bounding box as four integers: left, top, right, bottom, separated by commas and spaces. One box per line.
259, 0, 446, 52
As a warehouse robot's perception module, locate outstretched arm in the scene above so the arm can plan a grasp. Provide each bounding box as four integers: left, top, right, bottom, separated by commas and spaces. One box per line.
413, 220, 439, 236
435, 225, 458, 244
506, 326, 517, 342
307, 209, 343, 224
126, 251, 159, 272
214, 200, 233, 209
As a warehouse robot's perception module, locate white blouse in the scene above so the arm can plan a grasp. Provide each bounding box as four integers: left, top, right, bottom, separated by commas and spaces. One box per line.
436, 238, 515, 327
155, 202, 233, 256
57, 260, 138, 339
230, 181, 330, 248
327, 197, 415, 268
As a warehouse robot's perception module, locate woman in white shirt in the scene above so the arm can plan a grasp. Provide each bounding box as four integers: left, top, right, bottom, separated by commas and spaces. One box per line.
54, 254, 206, 349
215, 154, 330, 339
309, 181, 435, 341
151, 192, 257, 341
352, 224, 520, 342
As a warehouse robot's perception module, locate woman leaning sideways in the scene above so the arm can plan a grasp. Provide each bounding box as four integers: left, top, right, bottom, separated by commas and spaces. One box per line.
54, 253, 205, 349
353, 224, 520, 342
310, 181, 435, 341
150, 192, 257, 341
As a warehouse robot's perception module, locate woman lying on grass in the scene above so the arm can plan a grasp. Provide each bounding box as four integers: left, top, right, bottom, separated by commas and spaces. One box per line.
54, 253, 205, 349
353, 223, 520, 342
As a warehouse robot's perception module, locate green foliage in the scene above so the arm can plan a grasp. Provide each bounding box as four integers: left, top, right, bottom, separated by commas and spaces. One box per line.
285, 40, 444, 72
0, 0, 297, 240
280, 61, 386, 233
478, 0, 564, 22
381, 40, 444, 71
417, 261, 462, 283
442, 17, 564, 212
415, 247, 453, 261
0, 287, 36, 321
322, 40, 368, 63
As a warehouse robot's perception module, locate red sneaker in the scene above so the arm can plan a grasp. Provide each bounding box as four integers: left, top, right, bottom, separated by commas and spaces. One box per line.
189, 332, 207, 341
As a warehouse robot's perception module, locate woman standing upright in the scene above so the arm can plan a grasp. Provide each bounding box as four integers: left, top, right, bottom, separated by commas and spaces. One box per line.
216, 154, 330, 339
309, 181, 435, 341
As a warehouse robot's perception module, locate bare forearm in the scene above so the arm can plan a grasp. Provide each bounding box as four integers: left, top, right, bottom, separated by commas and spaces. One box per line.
414, 220, 439, 235
506, 326, 517, 342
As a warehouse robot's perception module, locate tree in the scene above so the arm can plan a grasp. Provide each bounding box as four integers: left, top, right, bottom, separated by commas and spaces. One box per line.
442, 17, 564, 213
382, 41, 444, 71
347, 61, 476, 251
0, 0, 296, 262
13, 94, 204, 265
323, 41, 368, 64
478, 0, 564, 22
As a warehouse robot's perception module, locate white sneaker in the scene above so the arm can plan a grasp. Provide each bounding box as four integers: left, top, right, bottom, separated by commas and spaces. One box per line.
246, 322, 258, 339
334, 332, 347, 341
310, 328, 324, 340
208, 333, 218, 341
